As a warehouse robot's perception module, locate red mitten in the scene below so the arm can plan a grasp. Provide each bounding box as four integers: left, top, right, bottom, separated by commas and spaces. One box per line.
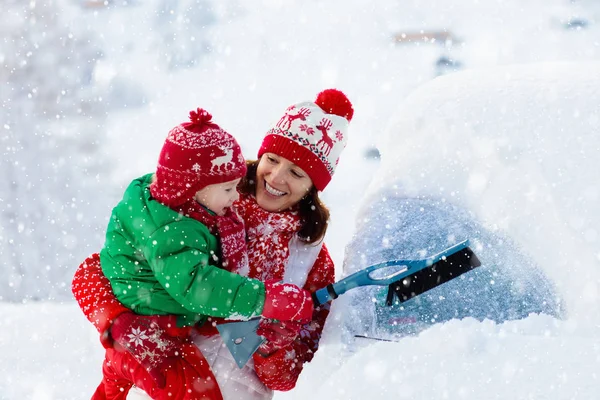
261, 280, 314, 324
71, 253, 130, 348
256, 319, 302, 355
110, 312, 190, 389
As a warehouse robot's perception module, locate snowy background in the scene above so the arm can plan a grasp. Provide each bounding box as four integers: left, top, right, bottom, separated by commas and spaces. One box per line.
1, 0, 599, 398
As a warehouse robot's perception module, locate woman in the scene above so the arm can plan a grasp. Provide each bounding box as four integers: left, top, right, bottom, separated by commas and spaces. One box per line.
72, 89, 354, 399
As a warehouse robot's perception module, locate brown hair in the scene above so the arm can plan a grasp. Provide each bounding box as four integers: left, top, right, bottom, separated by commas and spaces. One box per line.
238, 160, 330, 244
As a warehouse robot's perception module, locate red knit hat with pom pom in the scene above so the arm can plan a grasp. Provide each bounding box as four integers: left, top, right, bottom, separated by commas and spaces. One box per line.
258, 88, 353, 191
150, 108, 246, 207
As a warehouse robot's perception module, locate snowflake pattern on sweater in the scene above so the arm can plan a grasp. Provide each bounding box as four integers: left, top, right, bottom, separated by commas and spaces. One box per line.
233, 194, 303, 282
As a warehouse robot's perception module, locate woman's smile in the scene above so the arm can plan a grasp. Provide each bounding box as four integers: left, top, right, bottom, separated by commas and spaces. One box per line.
264, 181, 286, 197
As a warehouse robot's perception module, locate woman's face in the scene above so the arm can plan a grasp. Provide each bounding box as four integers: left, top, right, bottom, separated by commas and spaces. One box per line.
255, 153, 313, 212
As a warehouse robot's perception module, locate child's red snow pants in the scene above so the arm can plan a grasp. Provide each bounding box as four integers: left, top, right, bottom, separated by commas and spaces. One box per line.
92, 344, 223, 400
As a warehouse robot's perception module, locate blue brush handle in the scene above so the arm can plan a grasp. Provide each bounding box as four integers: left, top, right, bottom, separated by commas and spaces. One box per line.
312, 239, 470, 306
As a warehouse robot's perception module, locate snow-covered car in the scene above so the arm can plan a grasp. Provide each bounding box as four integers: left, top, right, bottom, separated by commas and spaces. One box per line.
342, 192, 563, 342
340, 62, 600, 344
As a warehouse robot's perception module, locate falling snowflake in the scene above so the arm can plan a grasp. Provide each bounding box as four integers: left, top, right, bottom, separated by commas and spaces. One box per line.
126, 327, 149, 347
335, 130, 343, 141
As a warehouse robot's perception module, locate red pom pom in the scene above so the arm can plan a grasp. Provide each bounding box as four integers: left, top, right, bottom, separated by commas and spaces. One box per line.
188, 108, 213, 124
315, 89, 354, 122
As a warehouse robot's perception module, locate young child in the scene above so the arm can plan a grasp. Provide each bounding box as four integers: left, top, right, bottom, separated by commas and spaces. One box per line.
83, 108, 313, 399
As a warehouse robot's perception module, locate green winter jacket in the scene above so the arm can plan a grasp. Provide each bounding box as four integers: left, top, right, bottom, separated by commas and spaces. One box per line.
100, 173, 265, 326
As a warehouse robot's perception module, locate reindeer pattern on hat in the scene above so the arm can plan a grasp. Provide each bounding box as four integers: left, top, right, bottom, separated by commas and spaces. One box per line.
259, 89, 353, 191
267, 102, 347, 176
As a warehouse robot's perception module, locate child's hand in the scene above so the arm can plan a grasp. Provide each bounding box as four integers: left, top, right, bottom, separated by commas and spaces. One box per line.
261, 280, 314, 324
110, 312, 187, 389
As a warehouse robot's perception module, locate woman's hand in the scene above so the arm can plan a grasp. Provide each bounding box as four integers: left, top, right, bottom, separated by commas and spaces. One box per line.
261, 280, 314, 323
256, 319, 302, 356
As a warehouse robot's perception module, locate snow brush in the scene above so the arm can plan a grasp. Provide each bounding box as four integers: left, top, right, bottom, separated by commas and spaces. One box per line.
217, 239, 481, 368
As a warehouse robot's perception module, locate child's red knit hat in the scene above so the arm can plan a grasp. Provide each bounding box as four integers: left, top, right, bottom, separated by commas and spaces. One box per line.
150, 108, 246, 207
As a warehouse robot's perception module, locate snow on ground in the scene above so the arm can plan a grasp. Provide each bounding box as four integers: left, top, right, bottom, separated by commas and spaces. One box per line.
2, 0, 600, 399
0, 302, 103, 399
292, 315, 600, 400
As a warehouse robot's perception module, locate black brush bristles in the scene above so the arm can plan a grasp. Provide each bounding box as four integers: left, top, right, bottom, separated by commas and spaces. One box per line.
385, 247, 481, 306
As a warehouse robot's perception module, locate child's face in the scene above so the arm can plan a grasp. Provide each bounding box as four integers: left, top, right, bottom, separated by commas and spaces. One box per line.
194, 178, 241, 216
